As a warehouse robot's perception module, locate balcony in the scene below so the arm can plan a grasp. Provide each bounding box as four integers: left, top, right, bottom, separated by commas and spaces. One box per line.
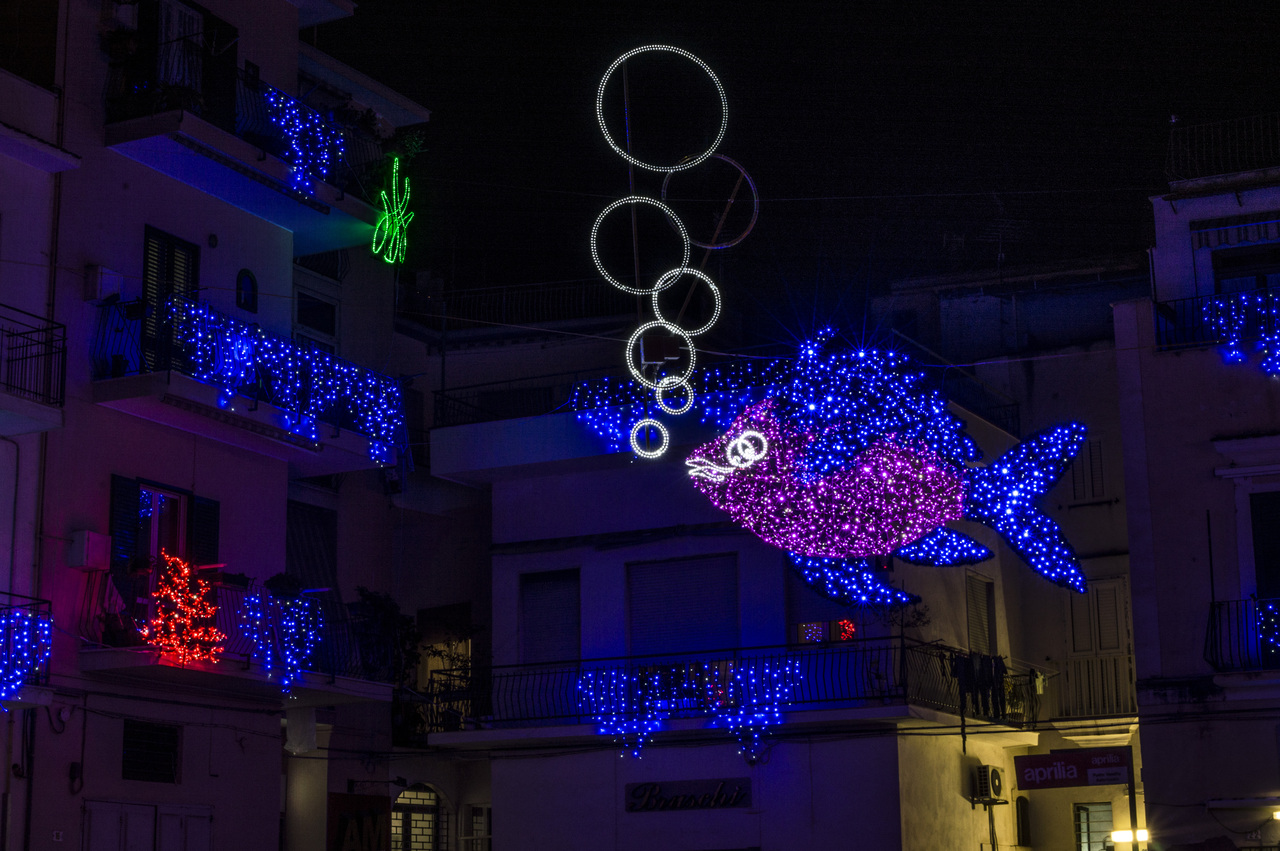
91, 295, 404, 475
1055, 654, 1137, 719
1166, 113, 1280, 184
0, 303, 65, 435
0, 592, 53, 708
394, 638, 1041, 749
1204, 597, 1280, 674
104, 40, 384, 254
77, 568, 396, 707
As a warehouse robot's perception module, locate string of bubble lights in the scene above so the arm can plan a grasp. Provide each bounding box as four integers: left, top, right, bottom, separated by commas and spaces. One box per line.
372, 156, 413, 264
589, 46, 754, 458
262, 87, 346, 194
0, 606, 52, 702
169, 297, 403, 463
676, 336, 1088, 602
140, 551, 226, 666
578, 659, 799, 762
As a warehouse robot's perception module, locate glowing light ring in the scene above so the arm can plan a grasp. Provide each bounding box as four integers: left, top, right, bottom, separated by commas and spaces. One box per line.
650, 268, 722, 336
726, 430, 768, 468
590, 198, 691, 295
655, 376, 695, 415
629, 418, 670, 458
626, 320, 697, 389
660, 153, 760, 249
596, 45, 728, 173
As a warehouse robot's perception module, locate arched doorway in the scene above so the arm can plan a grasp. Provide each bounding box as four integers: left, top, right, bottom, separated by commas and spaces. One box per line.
391, 784, 447, 850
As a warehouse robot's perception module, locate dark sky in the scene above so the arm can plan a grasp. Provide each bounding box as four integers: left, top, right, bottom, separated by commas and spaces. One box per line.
314, 2, 1280, 337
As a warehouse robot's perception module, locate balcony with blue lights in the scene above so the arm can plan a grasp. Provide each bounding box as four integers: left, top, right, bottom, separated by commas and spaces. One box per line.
77, 566, 395, 708
396, 637, 1043, 752
101, 36, 415, 254
91, 294, 405, 476
0, 592, 53, 710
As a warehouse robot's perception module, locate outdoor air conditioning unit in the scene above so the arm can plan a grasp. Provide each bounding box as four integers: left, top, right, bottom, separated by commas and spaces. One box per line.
973, 765, 1004, 801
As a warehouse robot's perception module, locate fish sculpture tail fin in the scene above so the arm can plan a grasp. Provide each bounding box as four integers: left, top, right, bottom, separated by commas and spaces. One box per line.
789, 554, 920, 607
965, 423, 1088, 593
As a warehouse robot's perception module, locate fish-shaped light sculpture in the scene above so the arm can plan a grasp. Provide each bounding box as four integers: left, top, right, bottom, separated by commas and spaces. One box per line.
686, 343, 1086, 605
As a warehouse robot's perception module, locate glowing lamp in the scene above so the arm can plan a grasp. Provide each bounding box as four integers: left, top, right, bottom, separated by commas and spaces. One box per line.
1110, 829, 1148, 842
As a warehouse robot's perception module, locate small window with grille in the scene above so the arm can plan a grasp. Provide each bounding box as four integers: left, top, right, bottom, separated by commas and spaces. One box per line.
122, 719, 181, 783
1073, 802, 1112, 851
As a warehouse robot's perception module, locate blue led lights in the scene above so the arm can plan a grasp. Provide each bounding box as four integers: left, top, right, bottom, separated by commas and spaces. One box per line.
169, 298, 403, 463
578, 659, 799, 762
0, 607, 51, 702
262, 88, 346, 194
710, 660, 801, 762
1203, 289, 1280, 373
789, 553, 920, 606
241, 593, 325, 694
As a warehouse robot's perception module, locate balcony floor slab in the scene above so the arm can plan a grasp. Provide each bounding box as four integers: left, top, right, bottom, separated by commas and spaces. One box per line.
0, 391, 61, 435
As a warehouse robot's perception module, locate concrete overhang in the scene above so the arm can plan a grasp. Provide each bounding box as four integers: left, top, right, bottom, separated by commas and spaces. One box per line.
106, 110, 375, 255
93, 370, 385, 477
289, 0, 357, 28
0, 391, 62, 436
298, 43, 431, 128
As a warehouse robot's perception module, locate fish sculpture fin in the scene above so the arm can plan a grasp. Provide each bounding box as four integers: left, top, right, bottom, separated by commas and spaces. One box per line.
894, 528, 991, 565
789, 553, 920, 606
965, 423, 1088, 592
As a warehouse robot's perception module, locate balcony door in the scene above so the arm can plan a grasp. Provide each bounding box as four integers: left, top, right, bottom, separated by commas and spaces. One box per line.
627, 554, 738, 656
141, 227, 199, 371
1063, 576, 1135, 716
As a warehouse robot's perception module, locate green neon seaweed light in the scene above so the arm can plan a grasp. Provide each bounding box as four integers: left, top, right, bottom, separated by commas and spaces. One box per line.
372, 157, 413, 264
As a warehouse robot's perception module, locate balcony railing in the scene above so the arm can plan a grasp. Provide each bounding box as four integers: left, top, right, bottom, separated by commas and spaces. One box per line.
0, 592, 53, 695
78, 568, 401, 685
398, 280, 636, 335
0, 303, 65, 407
1167, 113, 1280, 182
105, 38, 385, 203
1204, 597, 1280, 672
92, 294, 404, 462
433, 366, 620, 428
394, 638, 1038, 742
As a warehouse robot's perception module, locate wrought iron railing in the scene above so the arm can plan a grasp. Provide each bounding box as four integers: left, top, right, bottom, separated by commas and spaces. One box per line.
105, 38, 385, 203
77, 568, 398, 684
1167, 113, 1280, 182
433, 366, 620, 428
0, 303, 65, 407
397, 638, 1036, 737
92, 295, 404, 459
1204, 597, 1280, 672
398, 280, 636, 333
0, 592, 53, 690
1153, 284, 1279, 352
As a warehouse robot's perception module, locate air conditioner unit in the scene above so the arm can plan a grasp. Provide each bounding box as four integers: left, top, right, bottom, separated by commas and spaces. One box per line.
974, 764, 1004, 800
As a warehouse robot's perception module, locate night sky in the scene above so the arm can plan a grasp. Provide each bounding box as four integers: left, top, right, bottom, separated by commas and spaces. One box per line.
314, 2, 1280, 341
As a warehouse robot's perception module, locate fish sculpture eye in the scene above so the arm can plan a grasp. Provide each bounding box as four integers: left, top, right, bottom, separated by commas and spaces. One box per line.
726, 430, 768, 470
686, 429, 770, 483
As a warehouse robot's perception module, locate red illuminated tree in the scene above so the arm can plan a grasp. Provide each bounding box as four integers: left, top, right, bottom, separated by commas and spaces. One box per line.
141, 551, 226, 665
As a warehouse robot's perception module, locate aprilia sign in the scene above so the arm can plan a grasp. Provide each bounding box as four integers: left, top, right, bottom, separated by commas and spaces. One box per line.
1013, 747, 1131, 790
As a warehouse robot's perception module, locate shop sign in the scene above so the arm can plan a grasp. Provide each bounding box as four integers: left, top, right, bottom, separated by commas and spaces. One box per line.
327, 793, 391, 851
625, 778, 752, 812
1013, 747, 1131, 790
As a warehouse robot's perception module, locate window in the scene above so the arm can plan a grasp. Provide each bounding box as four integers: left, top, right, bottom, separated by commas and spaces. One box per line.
122, 719, 181, 783
1251, 491, 1280, 600
235, 269, 258, 313
285, 500, 338, 595
1069, 439, 1105, 501
295, 289, 338, 347
391, 785, 447, 851
463, 805, 491, 851
1213, 243, 1280, 294
966, 573, 996, 655
628, 554, 737, 656
519, 569, 579, 664
142, 227, 199, 369
1073, 802, 1113, 851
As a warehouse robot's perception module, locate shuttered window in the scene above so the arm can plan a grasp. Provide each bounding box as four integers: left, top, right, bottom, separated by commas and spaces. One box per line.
1069, 578, 1128, 656
628, 554, 738, 656
142, 226, 199, 370
519, 569, 579, 664
122, 719, 181, 783
285, 500, 338, 594
966, 573, 996, 655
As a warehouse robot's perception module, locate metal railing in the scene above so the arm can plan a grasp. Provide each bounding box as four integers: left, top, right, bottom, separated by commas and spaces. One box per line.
1057, 655, 1136, 717
398, 281, 635, 334
397, 638, 1037, 737
1153, 285, 1277, 351
105, 38, 385, 204
0, 592, 53, 689
92, 295, 404, 453
77, 568, 398, 684
1204, 597, 1280, 672
0, 303, 65, 407
433, 366, 620, 428
1167, 113, 1280, 182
